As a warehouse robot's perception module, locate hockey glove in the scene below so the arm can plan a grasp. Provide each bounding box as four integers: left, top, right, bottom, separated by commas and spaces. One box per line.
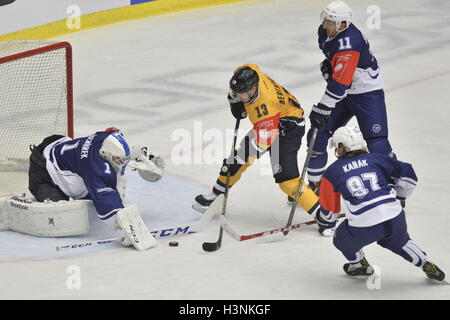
320, 59, 332, 82
129, 147, 165, 182
228, 93, 247, 120
309, 103, 333, 130
315, 209, 337, 229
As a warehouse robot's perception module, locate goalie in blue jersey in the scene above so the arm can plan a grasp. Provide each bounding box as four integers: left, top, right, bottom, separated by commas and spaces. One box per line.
20, 127, 165, 250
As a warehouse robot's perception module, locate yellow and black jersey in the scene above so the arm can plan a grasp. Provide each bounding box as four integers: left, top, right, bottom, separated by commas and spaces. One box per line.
235, 64, 304, 149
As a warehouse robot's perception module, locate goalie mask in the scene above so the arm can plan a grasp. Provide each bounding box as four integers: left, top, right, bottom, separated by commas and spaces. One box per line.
99, 132, 131, 176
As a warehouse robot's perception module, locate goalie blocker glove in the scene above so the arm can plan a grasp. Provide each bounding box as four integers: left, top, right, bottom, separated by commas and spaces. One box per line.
309, 103, 333, 130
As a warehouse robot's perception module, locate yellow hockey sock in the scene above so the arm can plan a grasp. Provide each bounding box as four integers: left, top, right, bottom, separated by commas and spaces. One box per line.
279, 178, 319, 213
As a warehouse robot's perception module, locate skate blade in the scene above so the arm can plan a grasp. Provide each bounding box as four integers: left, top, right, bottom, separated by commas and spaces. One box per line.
319, 228, 335, 237
192, 203, 207, 214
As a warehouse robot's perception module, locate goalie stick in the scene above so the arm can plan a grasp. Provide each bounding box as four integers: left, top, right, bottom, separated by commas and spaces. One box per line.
221, 213, 346, 242
56, 203, 219, 251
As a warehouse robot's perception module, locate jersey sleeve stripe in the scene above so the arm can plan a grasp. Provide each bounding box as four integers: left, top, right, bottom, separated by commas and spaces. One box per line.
344, 189, 397, 215
99, 208, 122, 220
325, 89, 345, 100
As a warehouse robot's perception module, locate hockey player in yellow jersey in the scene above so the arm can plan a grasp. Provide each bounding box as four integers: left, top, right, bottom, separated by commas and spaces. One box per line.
193, 64, 336, 235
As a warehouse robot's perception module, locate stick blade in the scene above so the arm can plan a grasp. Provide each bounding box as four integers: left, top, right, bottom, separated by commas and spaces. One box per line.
201, 195, 225, 252
202, 241, 221, 252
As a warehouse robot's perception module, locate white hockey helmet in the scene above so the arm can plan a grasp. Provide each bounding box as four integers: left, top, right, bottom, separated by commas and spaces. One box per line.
330, 126, 367, 152
321, 1, 352, 30
99, 132, 131, 176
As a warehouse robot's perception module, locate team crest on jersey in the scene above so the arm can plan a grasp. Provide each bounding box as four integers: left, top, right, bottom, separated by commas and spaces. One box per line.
333, 54, 351, 78
335, 63, 344, 72
272, 164, 282, 174
253, 113, 280, 147
372, 124, 381, 133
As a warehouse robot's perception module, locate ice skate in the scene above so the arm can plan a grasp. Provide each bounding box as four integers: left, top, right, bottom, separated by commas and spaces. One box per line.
422, 261, 445, 281
318, 226, 335, 237
343, 257, 374, 276
192, 192, 218, 213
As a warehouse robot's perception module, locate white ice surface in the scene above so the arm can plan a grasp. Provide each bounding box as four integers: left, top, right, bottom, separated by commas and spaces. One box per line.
1, 0, 449, 299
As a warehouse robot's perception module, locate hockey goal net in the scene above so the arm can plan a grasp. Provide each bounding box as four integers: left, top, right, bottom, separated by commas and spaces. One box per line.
0, 40, 73, 172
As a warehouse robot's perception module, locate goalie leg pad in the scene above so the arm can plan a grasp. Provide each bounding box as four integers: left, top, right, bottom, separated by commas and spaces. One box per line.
2, 195, 89, 237
116, 205, 156, 251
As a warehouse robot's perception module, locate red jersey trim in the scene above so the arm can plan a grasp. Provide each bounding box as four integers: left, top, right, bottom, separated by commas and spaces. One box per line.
319, 177, 341, 213
253, 113, 280, 148
331, 50, 360, 86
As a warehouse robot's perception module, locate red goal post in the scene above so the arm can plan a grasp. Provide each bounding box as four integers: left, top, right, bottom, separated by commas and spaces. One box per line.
0, 41, 73, 171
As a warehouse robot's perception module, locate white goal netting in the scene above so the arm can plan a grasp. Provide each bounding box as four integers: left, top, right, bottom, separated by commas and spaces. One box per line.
0, 40, 73, 171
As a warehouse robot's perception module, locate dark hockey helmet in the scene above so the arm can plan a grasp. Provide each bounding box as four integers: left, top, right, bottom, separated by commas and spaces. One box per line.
229, 66, 259, 93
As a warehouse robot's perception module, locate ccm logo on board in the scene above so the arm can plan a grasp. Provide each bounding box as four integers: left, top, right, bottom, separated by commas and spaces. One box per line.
0, 0, 15, 6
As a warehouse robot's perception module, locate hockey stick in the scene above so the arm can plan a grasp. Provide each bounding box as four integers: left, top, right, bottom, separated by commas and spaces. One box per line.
56, 202, 219, 251
221, 213, 345, 242
283, 127, 319, 236
202, 118, 241, 252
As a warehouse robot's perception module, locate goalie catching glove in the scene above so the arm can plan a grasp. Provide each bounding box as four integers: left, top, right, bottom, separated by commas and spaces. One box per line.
129, 146, 165, 182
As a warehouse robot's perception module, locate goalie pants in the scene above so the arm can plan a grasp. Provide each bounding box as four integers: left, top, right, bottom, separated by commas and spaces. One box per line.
212, 117, 319, 214
333, 211, 428, 267
28, 134, 69, 202
306, 89, 394, 183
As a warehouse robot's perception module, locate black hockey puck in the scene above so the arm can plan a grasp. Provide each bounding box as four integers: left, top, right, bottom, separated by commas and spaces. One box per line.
169, 241, 179, 247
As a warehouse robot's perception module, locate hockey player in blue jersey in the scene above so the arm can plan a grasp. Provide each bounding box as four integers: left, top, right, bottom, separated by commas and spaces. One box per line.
26, 127, 165, 250
305, 1, 395, 194
316, 126, 445, 281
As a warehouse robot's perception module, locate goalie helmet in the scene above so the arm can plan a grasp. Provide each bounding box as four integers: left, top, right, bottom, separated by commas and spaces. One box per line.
321, 1, 352, 30
99, 132, 131, 176
330, 126, 367, 152
229, 66, 259, 93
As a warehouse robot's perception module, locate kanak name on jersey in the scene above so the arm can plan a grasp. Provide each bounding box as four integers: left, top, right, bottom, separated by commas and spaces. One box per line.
342, 159, 368, 173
